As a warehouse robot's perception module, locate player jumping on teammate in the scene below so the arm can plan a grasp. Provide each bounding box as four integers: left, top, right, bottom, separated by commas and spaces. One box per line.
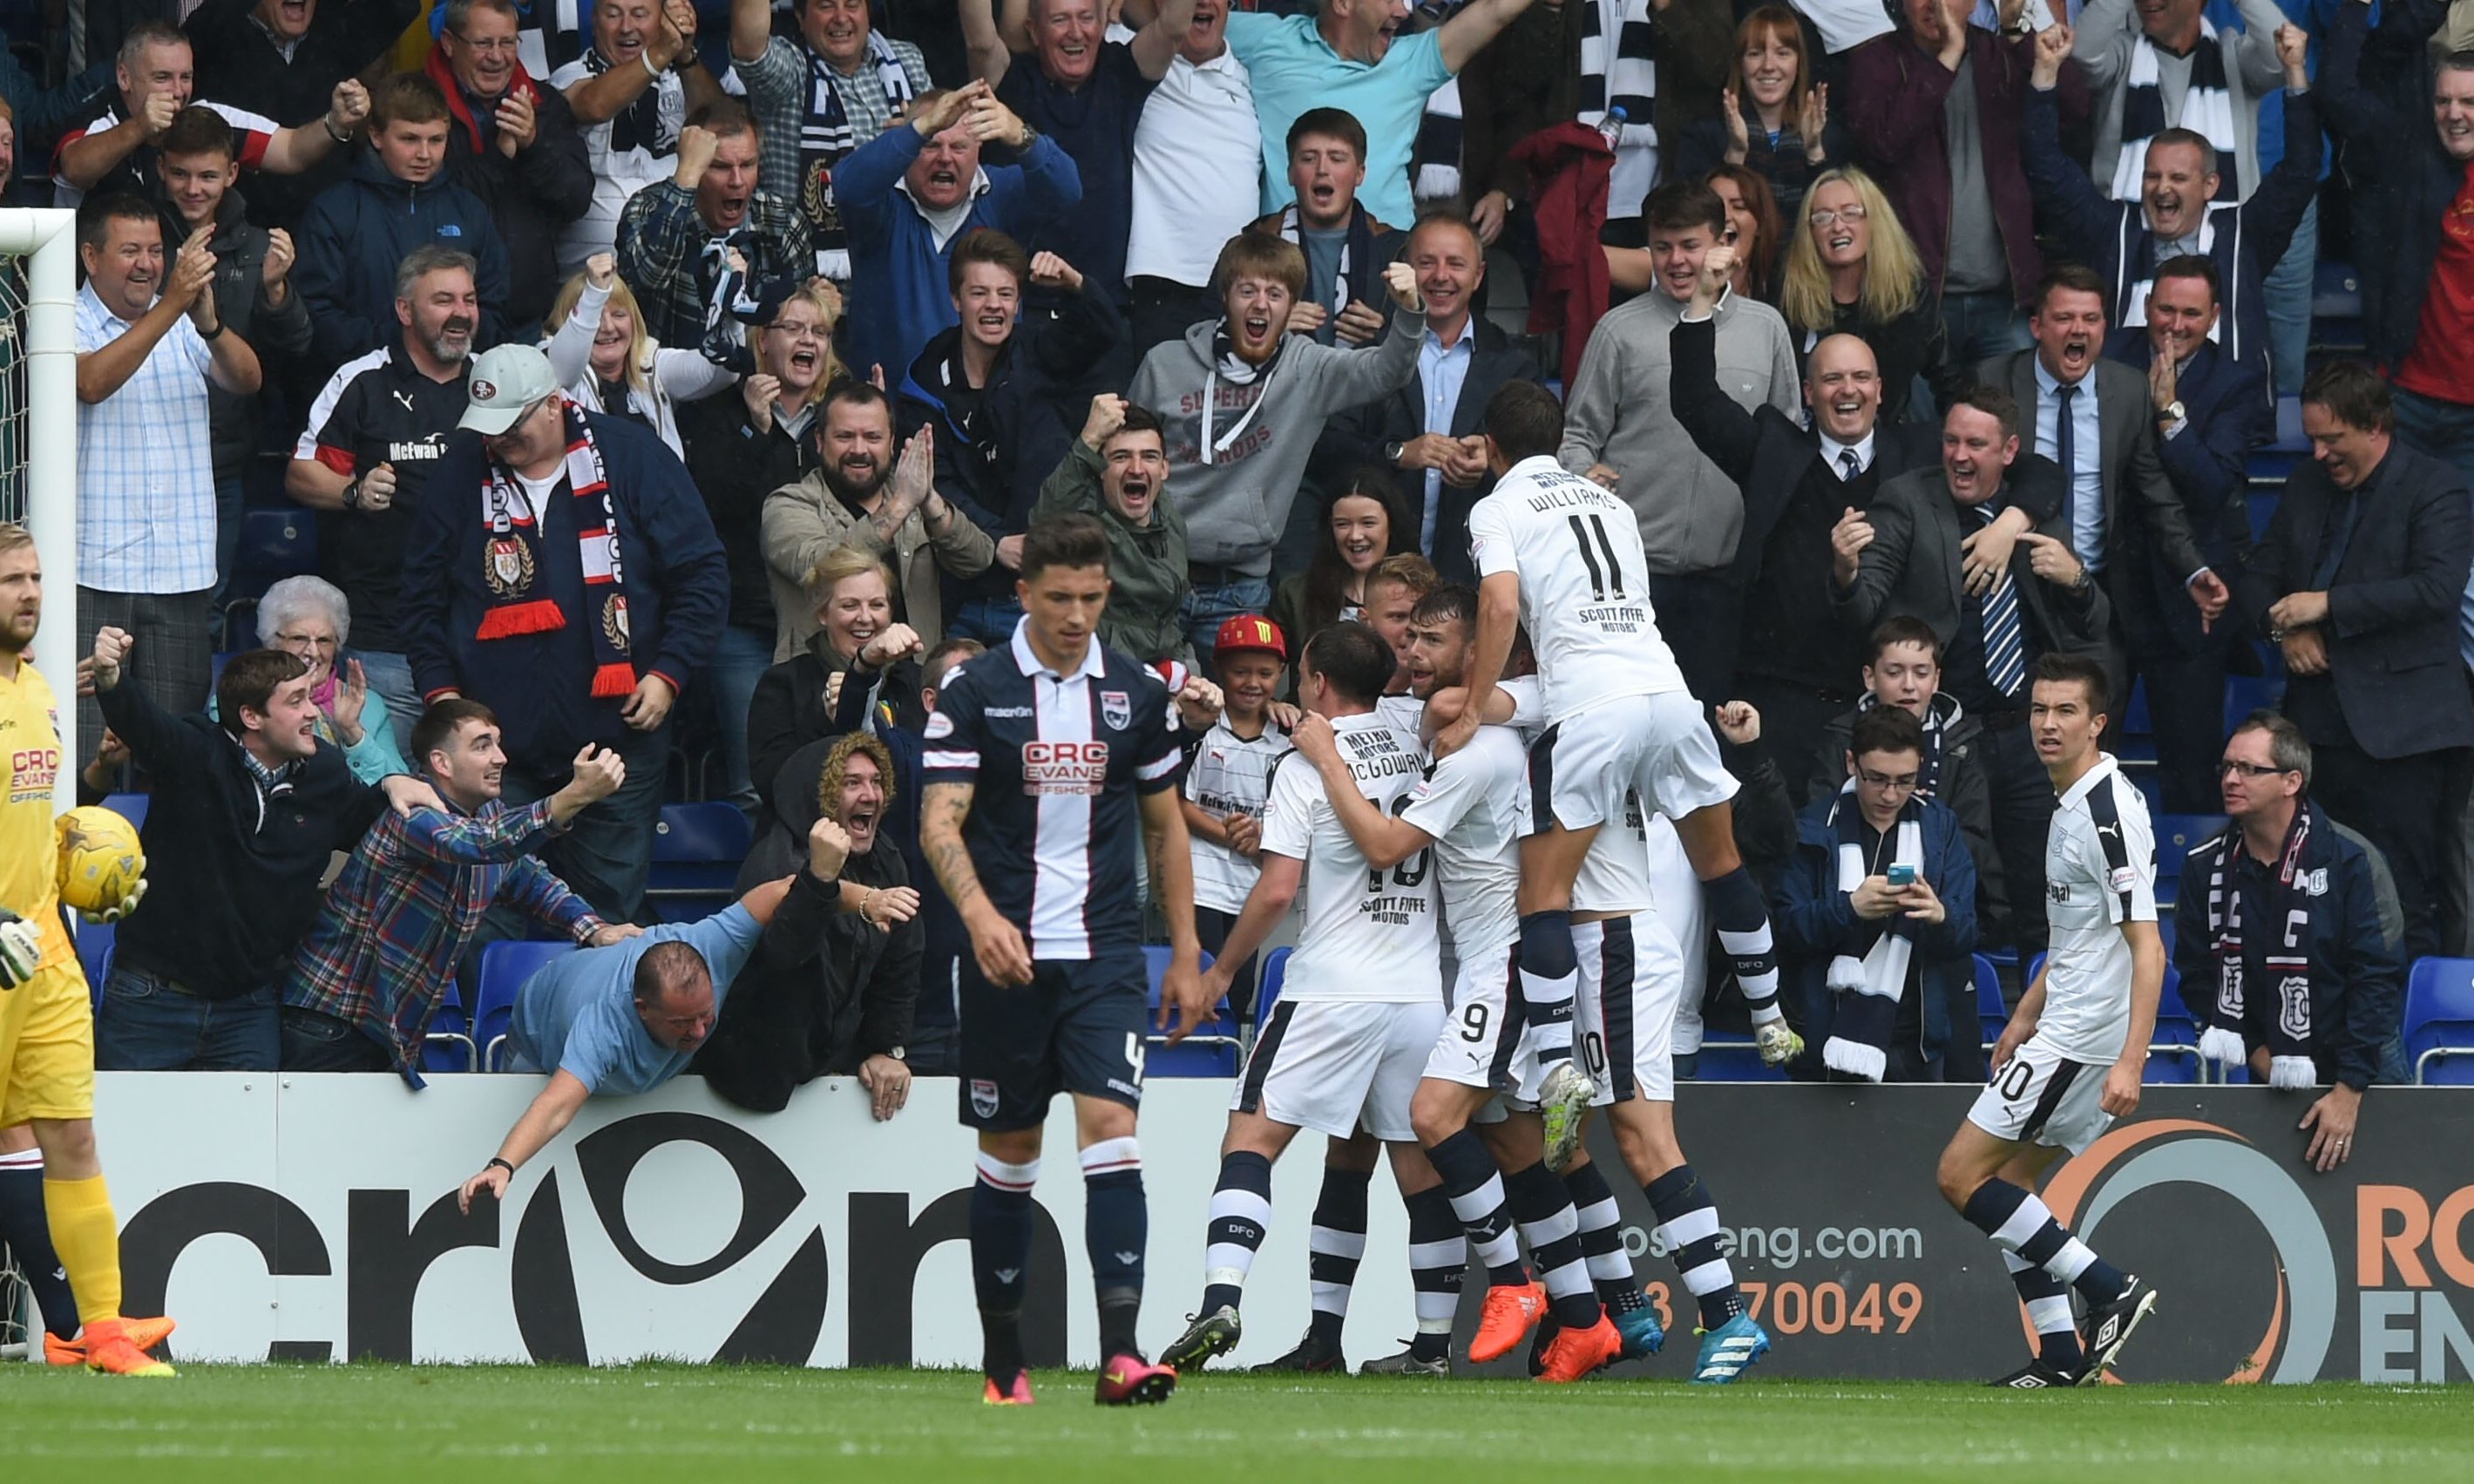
1937, 654, 2161, 1387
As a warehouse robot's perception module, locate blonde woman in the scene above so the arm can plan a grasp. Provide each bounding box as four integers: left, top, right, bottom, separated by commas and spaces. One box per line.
744, 545, 919, 817
542, 253, 739, 457
1777, 167, 1961, 422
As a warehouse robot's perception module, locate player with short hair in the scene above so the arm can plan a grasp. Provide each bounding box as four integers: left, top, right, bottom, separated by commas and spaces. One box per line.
0, 522, 174, 1376
1937, 652, 2161, 1388
1160, 621, 1458, 1376
1437, 379, 1801, 1170
919, 512, 1212, 1407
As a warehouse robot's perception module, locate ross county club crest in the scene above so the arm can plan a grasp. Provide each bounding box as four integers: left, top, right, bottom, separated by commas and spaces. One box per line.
1100, 690, 1131, 731
485, 536, 534, 599
601, 594, 632, 654
970, 1078, 1000, 1118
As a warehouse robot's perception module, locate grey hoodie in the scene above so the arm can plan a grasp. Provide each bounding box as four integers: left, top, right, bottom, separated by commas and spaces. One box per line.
1127, 302, 1425, 575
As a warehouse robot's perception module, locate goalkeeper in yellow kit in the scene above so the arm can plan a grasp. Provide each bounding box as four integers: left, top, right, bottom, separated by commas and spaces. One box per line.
0, 524, 172, 1376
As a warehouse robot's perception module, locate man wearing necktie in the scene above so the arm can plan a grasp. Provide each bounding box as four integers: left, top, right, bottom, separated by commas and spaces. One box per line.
1982, 266, 2232, 723
1830, 385, 2111, 953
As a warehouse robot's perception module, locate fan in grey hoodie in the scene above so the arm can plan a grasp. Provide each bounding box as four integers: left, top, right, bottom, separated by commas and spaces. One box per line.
1127, 234, 1431, 661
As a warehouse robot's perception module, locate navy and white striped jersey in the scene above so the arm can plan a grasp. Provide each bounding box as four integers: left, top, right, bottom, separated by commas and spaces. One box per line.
921, 620, 1182, 961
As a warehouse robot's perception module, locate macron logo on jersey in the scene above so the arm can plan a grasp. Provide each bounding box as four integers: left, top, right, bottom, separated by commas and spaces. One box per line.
1024, 741, 1109, 795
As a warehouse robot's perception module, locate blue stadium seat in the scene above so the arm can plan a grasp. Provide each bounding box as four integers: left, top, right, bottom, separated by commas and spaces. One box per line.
472, 940, 574, 1070
1690, 1040, 1779, 1081
2404, 957, 2474, 1085
2123, 680, 2152, 737
2224, 674, 2281, 734
646, 803, 753, 921
1974, 953, 2009, 1050
2145, 965, 2205, 1080
2270, 396, 2308, 453
74, 920, 112, 1009
98, 791, 148, 830
1143, 945, 1235, 1075
228, 508, 317, 600
424, 985, 478, 1074
1253, 946, 1292, 1039
2310, 260, 2362, 322
2152, 815, 2227, 907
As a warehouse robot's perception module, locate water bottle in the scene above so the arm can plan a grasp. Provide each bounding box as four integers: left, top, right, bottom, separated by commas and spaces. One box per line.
1596, 105, 1627, 149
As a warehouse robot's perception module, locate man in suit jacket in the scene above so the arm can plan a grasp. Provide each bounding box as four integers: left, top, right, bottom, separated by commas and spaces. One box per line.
1318, 214, 1542, 584
2234, 361, 2474, 961
1982, 263, 2233, 707
1833, 386, 2109, 951
1669, 242, 1942, 782
2105, 256, 2269, 812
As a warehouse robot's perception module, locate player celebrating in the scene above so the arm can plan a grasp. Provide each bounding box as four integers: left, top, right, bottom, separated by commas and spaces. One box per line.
919, 513, 1213, 1408
1937, 654, 2161, 1387
1438, 378, 1800, 1167
0, 523, 172, 1376
1160, 622, 1461, 1377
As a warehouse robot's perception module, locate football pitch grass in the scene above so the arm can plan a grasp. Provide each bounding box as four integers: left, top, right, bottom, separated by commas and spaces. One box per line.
7, 1365, 2472, 1481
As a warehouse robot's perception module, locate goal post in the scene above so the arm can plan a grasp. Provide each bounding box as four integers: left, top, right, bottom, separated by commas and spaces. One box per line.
0, 207, 82, 817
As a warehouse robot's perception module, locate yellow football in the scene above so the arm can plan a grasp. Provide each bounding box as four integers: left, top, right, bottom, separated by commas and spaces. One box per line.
55, 806, 146, 916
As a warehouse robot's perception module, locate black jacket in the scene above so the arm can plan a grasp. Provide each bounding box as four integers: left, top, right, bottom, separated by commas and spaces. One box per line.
2234, 442, 2474, 761
2321, 0, 2462, 369
155, 187, 311, 482
428, 58, 595, 334
97, 681, 388, 1000
184, 0, 423, 230
1317, 315, 1545, 584
746, 641, 924, 821
693, 738, 920, 1111
896, 287, 1123, 605
678, 390, 820, 637
1671, 312, 1940, 693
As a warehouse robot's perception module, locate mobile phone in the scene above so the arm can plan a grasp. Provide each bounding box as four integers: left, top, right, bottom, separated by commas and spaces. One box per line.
1886, 864, 1919, 887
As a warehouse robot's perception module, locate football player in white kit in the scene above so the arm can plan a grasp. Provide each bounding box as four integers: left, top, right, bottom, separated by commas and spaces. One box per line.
1436, 383, 1803, 1177
1162, 623, 1455, 1374
1936, 654, 2161, 1387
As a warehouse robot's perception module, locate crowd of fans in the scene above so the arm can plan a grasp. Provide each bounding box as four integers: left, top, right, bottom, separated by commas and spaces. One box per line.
2, 0, 2462, 1101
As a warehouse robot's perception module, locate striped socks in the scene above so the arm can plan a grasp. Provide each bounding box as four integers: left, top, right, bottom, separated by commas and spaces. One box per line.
1645, 1164, 1745, 1330
1201, 1149, 1275, 1317
1962, 1180, 2127, 1304
1403, 1186, 1465, 1362
1306, 1162, 1373, 1346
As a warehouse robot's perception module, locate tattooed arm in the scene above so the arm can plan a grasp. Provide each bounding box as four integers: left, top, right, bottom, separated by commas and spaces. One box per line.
923, 780, 1033, 986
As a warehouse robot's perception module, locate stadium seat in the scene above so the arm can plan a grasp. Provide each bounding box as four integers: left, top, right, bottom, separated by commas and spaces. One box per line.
1253, 946, 1292, 1039
1690, 1040, 1779, 1081
1974, 953, 2009, 1051
229, 508, 317, 600
472, 940, 574, 1070
2403, 957, 2474, 1085
2310, 260, 2362, 322
2152, 815, 2227, 907
2224, 674, 2281, 734
98, 791, 148, 830
1142, 945, 1236, 1075
74, 920, 112, 1009
2123, 680, 2152, 737
424, 985, 478, 1075
2270, 396, 2308, 454
645, 803, 753, 921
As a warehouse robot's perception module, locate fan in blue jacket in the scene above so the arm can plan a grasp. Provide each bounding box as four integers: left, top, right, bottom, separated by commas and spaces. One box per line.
1773, 708, 1981, 1083
832, 80, 1082, 383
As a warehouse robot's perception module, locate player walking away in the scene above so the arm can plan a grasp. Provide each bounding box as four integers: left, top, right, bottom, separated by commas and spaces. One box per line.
0, 524, 173, 1377
1436, 382, 1800, 1176
1160, 623, 1460, 1377
919, 513, 1213, 1408
1937, 654, 2161, 1388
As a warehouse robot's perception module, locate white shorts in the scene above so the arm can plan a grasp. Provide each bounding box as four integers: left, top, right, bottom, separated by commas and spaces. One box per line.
1575, 911, 1684, 1105
1236, 999, 1445, 1142
1964, 1039, 2116, 1155
1529, 692, 1738, 837
1423, 936, 1525, 1091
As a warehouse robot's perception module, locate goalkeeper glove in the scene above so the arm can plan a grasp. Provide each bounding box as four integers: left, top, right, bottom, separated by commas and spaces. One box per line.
78, 877, 146, 926
0, 907, 39, 989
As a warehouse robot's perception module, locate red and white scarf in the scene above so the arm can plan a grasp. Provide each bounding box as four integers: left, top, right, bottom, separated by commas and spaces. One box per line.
475, 403, 637, 700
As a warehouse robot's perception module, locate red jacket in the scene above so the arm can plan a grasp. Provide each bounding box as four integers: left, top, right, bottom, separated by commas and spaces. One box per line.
1844, 27, 2087, 307
1509, 122, 1613, 388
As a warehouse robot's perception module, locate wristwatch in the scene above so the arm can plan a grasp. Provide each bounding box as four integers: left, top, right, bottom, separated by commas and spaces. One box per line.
342, 478, 363, 511
1384, 439, 1407, 465
2156, 400, 2186, 426
887, 1046, 907, 1062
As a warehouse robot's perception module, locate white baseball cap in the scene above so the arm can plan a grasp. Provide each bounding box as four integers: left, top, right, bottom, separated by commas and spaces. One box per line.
459, 344, 559, 435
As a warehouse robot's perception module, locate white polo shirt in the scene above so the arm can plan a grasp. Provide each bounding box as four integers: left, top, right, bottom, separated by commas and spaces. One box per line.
1125, 48, 1263, 289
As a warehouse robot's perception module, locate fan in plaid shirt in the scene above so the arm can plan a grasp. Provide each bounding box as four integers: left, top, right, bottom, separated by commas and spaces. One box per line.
276, 700, 641, 1082
615, 100, 820, 349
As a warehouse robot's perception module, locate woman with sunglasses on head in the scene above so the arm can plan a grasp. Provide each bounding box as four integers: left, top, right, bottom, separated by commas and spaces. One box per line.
1777, 167, 1963, 423
1672, 7, 1844, 225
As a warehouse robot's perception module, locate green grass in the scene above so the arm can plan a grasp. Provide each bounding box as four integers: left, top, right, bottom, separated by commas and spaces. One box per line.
4, 1365, 2471, 1481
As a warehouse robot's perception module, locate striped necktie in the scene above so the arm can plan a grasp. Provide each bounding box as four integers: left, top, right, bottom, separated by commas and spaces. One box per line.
1976, 505, 2026, 699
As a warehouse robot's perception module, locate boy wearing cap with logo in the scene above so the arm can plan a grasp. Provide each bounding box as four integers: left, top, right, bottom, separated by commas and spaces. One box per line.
1183, 615, 1291, 1018
400, 342, 730, 925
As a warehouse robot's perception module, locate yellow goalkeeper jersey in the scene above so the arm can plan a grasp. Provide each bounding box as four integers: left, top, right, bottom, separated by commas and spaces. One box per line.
0, 658, 71, 972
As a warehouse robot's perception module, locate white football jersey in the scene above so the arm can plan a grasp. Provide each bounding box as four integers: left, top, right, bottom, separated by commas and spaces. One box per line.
1401, 723, 1528, 958
1184, 715, 1291, 914
1467, 454, 1688, 722
2036, 753, 2158, 1065
1258, 711, 1443, 1004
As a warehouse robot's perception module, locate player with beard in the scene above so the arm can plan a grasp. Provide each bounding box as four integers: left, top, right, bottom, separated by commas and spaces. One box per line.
763, 383, 996, 660
290, 245, 486, 755
0, 525, 179, 1375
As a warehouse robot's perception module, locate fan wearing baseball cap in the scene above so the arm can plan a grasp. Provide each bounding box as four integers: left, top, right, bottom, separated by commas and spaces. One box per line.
1182, 614, 1291, 1019
398, 342, 732, 924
